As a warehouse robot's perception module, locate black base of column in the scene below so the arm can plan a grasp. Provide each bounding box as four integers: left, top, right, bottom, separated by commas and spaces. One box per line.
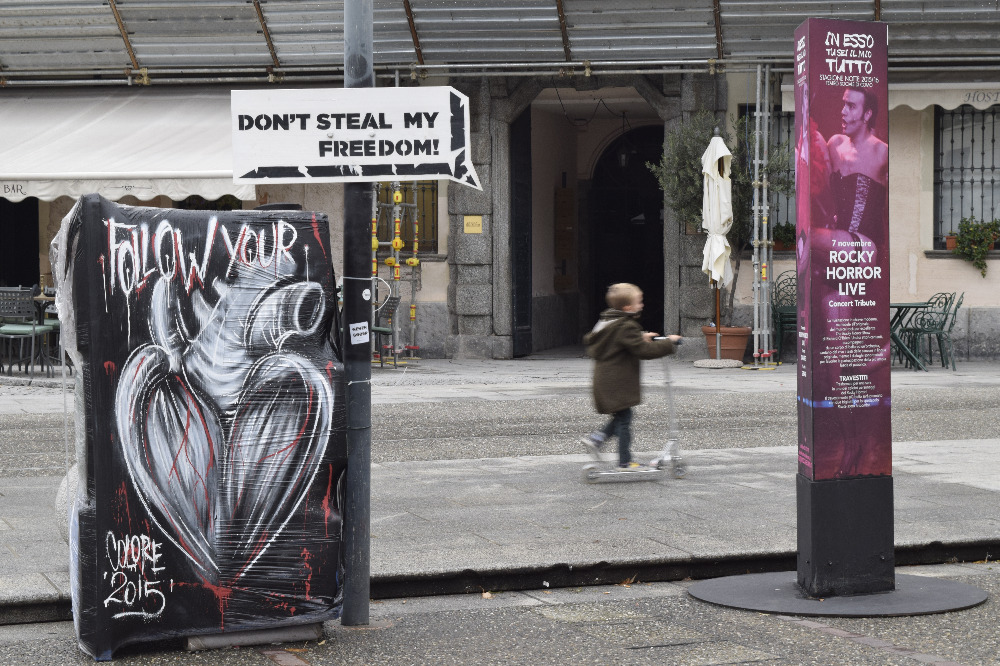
797, 473, 894, 597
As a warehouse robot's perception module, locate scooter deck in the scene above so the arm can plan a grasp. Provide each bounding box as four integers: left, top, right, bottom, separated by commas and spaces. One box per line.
583, 463, 665, 484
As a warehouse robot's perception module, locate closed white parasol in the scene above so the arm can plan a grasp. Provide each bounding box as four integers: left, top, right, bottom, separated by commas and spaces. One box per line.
701, 129, 734, 362
701, 130, 734, 287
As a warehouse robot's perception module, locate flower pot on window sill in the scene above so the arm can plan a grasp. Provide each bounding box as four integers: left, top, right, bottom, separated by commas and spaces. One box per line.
701, 326, 752, 361
945, 235, 958, 250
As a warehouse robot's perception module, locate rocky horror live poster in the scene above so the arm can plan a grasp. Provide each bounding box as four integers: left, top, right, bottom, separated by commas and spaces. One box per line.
53, 195, 347, 659
793, 19, 891, 481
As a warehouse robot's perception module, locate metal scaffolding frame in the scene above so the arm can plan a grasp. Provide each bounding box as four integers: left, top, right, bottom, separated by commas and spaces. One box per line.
750, 64, 779, 369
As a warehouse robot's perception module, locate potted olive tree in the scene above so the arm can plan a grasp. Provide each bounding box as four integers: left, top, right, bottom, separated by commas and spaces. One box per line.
648, 111, 791, 358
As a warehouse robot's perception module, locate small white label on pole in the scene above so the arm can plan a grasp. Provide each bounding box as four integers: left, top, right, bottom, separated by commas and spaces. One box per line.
349, 321, 370, 344
362, 288, 371, 301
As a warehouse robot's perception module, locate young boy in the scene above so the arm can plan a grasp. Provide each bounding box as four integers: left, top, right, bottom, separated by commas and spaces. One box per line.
581, 283, 680, 469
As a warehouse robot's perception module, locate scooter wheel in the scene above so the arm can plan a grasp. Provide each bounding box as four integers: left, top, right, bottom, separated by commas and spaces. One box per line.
582, 464, 600, 483
672, 463, 687, 479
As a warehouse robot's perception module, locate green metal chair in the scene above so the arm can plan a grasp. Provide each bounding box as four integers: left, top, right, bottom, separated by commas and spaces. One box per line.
770, 270, 797, 362
372, 295, 401, 368
923, 292, 964, 370
900, 292, 955, 369
0, 288, 54, 378
891, 293, 948, 367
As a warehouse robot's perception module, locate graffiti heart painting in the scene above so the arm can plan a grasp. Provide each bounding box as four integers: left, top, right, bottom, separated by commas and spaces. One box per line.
53, 195, 347, 660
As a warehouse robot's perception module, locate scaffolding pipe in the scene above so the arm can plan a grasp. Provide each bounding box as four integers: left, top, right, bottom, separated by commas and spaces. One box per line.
751, 64, 764, 366
371, 183, 380, 285
404, 185, 421, 358
762, 67, 774, 364
372, 186, 423, 360
750, 64, 778, 368
385, 182, 404, 360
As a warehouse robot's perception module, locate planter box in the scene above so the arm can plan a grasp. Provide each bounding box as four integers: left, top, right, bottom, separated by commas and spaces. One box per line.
701, 325, 752, 361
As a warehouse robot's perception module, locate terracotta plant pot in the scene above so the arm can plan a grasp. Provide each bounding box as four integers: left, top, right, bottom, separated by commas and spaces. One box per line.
945, 235, 958, 250
701, 325, 752, 361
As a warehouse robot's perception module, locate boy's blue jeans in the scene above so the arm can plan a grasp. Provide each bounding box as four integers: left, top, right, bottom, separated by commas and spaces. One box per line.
601, 407, 633, 467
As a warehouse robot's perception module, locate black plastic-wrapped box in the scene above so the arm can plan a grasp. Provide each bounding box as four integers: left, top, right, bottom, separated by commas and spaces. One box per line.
53, 195, 347, 660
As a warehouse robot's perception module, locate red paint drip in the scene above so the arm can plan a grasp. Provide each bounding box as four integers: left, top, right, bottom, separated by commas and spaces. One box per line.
300, 547, 314, 600
321, 464, 333, 539
104, 361, 117, 376
114, 481, 132, 528
199, 579, 234, 630
311, 214, 328, 260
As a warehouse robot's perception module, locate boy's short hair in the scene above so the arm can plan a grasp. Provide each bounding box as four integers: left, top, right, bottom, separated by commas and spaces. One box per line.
606, 283, 642, 310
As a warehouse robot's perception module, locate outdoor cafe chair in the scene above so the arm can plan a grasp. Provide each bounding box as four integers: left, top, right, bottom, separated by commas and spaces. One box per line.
372, 295, 402, 368
0, 287, 54, 378
39, 286, 70, 374
770, 270, 797, 362
928, 292, 964, 370
899, 292, 956, 369
893, 292, 953, 367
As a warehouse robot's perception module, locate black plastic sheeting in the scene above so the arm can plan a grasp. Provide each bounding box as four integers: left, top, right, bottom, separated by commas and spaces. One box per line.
53, 195, 347, 660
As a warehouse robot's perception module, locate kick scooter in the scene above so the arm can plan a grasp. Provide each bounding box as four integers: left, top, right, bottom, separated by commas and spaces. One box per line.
583, 337, 686, 483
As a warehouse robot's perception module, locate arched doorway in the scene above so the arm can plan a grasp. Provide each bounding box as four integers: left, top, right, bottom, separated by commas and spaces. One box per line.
589, 125, 665, 332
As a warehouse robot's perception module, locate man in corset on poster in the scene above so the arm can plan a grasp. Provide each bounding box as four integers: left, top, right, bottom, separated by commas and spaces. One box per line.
827, 86, 888, 239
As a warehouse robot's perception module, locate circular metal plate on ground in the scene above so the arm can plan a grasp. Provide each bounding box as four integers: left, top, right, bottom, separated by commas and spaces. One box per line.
688, 572, 988, 617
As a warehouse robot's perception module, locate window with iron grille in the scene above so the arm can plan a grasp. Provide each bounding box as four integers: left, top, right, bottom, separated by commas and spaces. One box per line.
736, 105, 797, 231
771, 109, 796, 229
374, 180, 438, 255
934, 105, 1000, 248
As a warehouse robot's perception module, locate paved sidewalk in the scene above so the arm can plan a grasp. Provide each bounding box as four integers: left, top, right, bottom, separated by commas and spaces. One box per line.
2, 351, 999, 623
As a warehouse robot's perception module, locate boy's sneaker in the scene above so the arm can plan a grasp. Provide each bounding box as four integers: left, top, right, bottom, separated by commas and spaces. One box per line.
580, 431, 606, 457
618, 462, 642, 470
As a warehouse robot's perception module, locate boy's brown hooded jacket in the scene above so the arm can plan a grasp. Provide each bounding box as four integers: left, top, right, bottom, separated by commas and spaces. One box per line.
583, 309, 675, 415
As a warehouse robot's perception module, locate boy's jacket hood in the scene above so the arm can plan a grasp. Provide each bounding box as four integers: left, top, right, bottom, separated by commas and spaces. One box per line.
586, 308, 638, 360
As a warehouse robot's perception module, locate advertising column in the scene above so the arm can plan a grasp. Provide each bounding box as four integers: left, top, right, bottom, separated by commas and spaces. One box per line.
793, 19, 892, 597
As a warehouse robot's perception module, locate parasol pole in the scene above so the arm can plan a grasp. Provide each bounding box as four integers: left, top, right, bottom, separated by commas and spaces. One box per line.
713, 278, 722, 359
712, 130, 724, 360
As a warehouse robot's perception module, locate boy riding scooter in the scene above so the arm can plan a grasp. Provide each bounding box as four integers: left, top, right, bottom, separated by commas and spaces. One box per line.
581, 283, 682, 480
